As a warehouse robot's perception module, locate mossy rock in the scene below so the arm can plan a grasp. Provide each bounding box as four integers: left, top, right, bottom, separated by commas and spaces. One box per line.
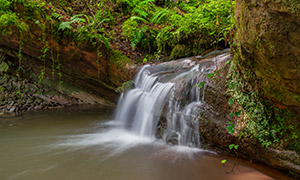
170, 44, 191, 60
109, 50, 134, 69
0, 61, 9, 73
170, 44, 206, 60
108, 50, 135, 87
235, 0, 300, 108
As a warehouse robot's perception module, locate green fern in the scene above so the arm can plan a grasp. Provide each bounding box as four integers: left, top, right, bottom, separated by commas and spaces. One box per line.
51, 12, 63, 20
95, 18, 110, 27
134, 8, 148, 18
130, 16, 148, 23
131, 30, 143, 50
58, 21, 72, 31
58, 14, 87, 31
0, 12, 28, 34
130, 26, 149, 50
70, 15, 87, 24
151, 9, 169, 24
0, 0, 11, 12
98, 34, 110, 50
11, 0, 26, 4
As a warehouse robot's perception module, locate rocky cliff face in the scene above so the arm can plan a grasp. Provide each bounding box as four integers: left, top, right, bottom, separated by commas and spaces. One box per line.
0, 26, 135, 113
234, 0, 300, 108
224, 0, 300, 177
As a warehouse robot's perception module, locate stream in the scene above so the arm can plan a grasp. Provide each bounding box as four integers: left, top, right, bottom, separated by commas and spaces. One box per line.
0, 107, 293, 180
0, 50, 294, 180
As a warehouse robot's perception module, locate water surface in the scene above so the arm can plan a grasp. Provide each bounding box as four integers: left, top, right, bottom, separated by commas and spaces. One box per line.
0, 107, 293, 180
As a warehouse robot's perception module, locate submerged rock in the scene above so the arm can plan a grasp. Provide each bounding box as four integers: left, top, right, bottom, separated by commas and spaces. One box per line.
164, 131, 180, 146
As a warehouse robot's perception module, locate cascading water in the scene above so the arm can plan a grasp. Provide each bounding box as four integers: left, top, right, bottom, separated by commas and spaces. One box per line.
114, 65, 174, 137
114, 50, 231, 148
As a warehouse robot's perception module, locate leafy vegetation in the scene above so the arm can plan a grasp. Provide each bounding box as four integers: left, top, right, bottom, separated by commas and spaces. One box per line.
117, 0, 234, 59
0, 0, 234, 64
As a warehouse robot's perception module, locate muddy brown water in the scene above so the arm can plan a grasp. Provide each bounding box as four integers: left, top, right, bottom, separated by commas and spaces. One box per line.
0, 106, 294, 180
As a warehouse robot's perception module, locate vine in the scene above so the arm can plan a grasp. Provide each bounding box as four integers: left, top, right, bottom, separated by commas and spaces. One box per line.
56, 39, 62, 86
16, 30, 24, 98
96, 44, 102, 80
36, 19, 49, 84
50, 18, 55, 81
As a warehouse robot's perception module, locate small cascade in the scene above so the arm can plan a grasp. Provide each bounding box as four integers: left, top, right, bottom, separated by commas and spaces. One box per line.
114, 65, 174, 137
114, 50, 231, 148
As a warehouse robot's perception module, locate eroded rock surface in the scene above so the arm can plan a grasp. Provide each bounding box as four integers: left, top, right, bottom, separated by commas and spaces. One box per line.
234, 0, 300, 108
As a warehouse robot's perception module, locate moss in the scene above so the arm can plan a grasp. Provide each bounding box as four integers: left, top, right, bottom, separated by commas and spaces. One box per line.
282, 0, 300, 15
0, 61, 9, 73
226, 55, 300, 151
109, 49, 133, 68
170, 44, 191, 60
116, 80, 134, 93
108, 50, 134, 87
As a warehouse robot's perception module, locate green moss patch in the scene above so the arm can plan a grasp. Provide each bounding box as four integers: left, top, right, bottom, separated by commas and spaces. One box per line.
226, 54, 300, 152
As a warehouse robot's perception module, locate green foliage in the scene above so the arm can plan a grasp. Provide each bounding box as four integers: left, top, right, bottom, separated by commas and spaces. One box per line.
0, 13, 29, 34
58, 14, 87, 32
0, 0, 11, 12
122, 19, 139, 40
57, 12, 111, 50
156, 0, 233, 57
11, 0, 26, 4
221, 159, 227, 164
151, 9, 168, 24
0, 61, 9, 73
122, 18, 157, 51
117, 0, 155, 14
197, 82, 207, 88
208, 69, 221, 78
119, 0, 234, 55
226, 60, 300, 150
227, 121, 235, 134
228, 144, 238, 150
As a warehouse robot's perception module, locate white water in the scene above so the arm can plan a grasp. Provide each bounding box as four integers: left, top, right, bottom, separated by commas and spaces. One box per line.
55, 50, 231, 153
114, 50, 231, 148
114, 65, 174, 137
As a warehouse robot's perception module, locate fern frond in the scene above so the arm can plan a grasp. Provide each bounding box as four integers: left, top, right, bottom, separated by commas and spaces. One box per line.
134, 8, 148, 18
131, 31, 143, 50
130, 16, 148, 23
51, 12, 62, 20
58, 21, 71, 31
151, 9, 168, 24
139, 0, 154, 6
96, 18, 110, 27
98, 34, 110, 50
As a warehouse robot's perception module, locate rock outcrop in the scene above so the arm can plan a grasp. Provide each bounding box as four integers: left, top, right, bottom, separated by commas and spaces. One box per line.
202, 0, 300, 178
234, 0, 300, 109
0, 26, 135, 113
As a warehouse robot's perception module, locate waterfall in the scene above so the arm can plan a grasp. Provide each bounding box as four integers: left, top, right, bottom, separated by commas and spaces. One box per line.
114, 65, 174, 137
114, 50, 231, 148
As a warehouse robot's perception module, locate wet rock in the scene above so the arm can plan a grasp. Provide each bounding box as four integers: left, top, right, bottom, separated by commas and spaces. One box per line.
164, 131, 180, 146
9, 106, 16, 113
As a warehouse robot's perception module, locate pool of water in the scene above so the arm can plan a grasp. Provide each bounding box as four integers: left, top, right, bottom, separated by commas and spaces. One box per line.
0, 106, 294, 180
